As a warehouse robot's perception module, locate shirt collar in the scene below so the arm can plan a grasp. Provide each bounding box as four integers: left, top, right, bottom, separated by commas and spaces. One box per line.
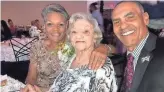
127, 33, 149, 58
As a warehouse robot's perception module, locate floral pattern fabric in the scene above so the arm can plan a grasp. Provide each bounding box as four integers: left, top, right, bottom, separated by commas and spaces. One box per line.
49, 58, 118, 92
1, 75, 25, 92
1, 38, 33, 61
30, 40, 62, 91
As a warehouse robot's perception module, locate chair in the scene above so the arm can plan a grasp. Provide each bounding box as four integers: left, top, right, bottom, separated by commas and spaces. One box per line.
10, 37, 38, 62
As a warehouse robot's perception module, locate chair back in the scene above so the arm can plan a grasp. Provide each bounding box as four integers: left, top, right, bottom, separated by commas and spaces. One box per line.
10, 37, 38, 61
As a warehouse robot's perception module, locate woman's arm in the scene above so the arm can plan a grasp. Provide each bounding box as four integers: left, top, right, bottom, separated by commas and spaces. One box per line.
25, 41, 38, 85
25, 62, 37, 85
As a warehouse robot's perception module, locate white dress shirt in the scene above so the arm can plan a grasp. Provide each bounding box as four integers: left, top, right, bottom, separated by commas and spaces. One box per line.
127, 33, 149, 70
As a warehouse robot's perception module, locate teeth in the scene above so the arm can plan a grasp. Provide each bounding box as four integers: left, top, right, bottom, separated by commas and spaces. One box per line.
52, 34, 59, 36
76, 41, 84, 43
122, 30, 134, 36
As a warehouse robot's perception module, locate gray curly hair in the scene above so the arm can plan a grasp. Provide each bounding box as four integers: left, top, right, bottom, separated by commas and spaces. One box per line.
41, 3, 69, 22
67, 12, 102, 44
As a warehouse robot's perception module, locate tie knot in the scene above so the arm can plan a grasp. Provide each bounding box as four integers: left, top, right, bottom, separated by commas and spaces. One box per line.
127, 53, 134, 61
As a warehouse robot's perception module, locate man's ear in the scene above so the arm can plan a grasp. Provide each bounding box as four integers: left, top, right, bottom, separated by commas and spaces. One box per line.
143, 12, 149, 25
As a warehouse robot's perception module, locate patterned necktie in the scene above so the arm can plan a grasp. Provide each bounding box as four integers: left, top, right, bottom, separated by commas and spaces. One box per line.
122, 53, 134, 92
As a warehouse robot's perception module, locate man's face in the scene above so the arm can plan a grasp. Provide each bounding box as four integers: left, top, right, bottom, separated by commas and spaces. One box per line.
112, 2, 149, 51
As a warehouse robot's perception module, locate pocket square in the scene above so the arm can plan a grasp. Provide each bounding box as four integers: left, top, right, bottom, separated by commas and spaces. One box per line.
141, 56, 150, 63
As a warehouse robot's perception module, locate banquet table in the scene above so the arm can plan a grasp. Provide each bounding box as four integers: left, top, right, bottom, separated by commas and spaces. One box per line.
1, 37, 34, 62
0, 75, 25, 92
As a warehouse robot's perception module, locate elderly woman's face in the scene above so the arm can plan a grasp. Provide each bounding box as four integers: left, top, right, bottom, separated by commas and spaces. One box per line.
70, 19, 94, 51
45, 12, 67, 43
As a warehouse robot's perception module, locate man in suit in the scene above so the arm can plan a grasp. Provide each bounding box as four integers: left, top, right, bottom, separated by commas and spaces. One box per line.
111, 1, 164, 92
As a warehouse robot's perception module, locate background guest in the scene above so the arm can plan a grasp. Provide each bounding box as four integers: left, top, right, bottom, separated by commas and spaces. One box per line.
29, 20, 40, 37
1, 20, 12, 41
34, 19, 42, 31
89, 2, 104, 33
8, 19, 17, 36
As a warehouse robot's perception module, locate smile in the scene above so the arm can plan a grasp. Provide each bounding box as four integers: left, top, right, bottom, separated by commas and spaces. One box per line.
51, 33, 60, 36
122, 30, 135, 36
76, 41, 85, 43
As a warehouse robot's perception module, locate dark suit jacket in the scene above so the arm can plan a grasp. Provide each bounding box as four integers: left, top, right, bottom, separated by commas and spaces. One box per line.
129, 32, 164, 92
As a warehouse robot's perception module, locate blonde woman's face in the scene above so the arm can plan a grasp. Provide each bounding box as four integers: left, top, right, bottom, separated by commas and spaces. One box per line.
70, 19, 94, 51
45, 12, 67, 43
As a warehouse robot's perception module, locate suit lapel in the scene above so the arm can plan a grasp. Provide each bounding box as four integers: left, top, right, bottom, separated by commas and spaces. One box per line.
130, 33, 157, 92
130, 49, 153, 92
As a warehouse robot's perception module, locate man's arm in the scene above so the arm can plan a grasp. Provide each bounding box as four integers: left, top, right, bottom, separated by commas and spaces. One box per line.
88, 44, 113, 70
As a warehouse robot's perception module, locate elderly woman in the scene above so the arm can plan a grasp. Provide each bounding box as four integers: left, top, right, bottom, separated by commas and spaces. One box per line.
24, 3, 111, 92
48, 12, 117, 92
21, 12, 117, 92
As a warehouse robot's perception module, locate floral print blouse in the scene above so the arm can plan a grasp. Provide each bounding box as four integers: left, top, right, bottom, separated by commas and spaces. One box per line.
30, 40, 62, 91
49, 55, 118, 92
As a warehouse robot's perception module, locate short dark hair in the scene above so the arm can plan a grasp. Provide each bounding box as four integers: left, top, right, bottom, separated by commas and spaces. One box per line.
41, 3, 69, 22
114, 1, 144, 13
8, 19, 12, 23
35, 19, 39, 22
90, 2, 98, 9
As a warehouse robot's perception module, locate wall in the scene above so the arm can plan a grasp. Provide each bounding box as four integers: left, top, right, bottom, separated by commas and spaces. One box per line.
1, 1, 87, 26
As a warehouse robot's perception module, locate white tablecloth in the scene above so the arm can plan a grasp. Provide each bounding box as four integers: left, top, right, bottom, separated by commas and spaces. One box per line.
1, 75, 25, 92
1, 38, 33, 62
